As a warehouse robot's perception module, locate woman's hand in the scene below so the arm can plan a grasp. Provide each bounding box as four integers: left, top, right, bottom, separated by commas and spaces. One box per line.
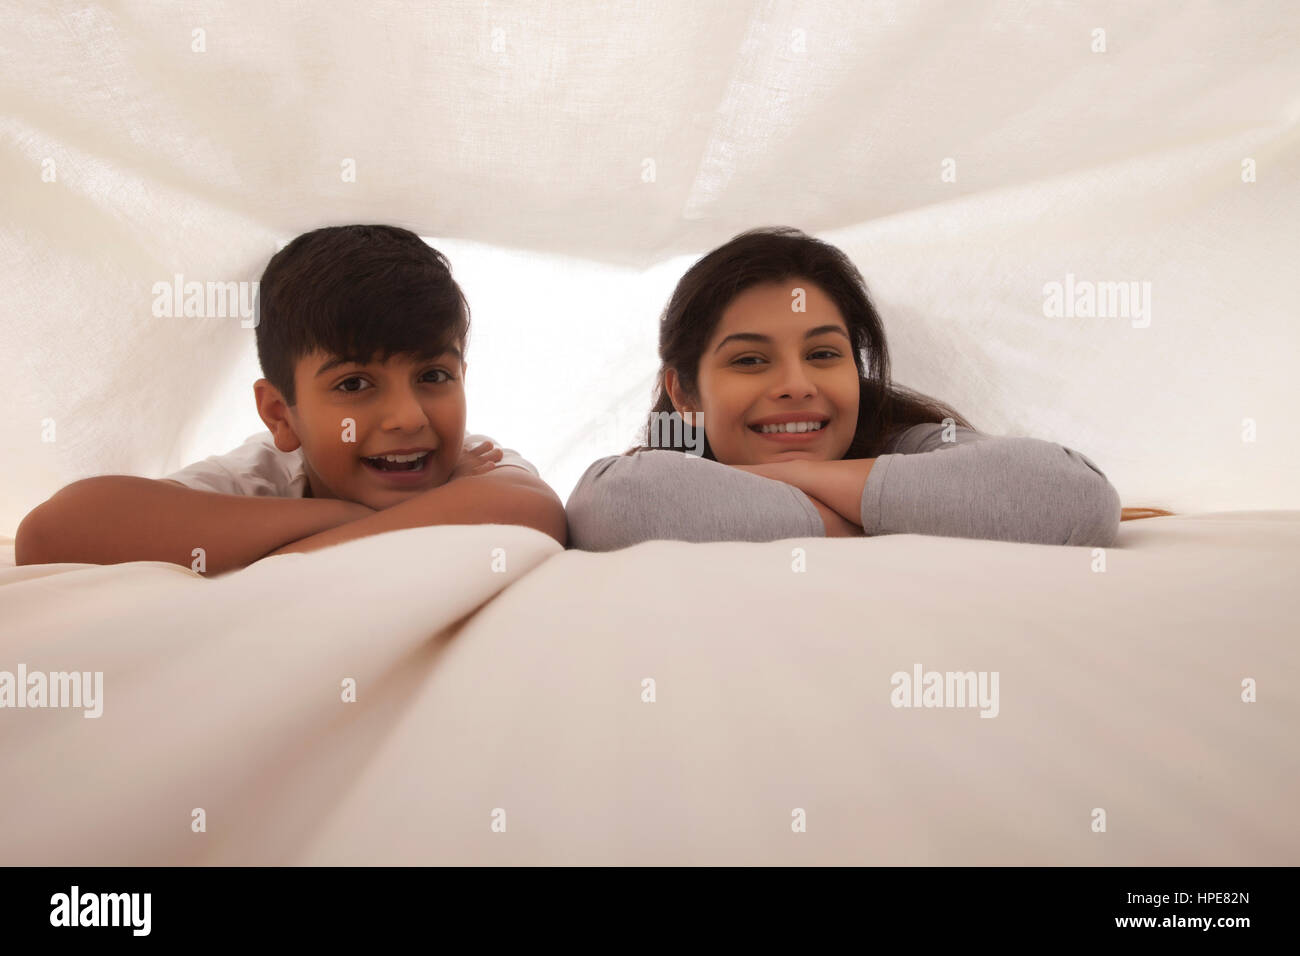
448, 440, 503, 481
730, 460, 809, 486
807, 495, 865, 536
730, 458, 875, 533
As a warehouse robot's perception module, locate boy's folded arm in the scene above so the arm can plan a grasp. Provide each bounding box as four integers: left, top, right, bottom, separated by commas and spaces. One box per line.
264, 466, 567, 557
14, 475, 373, 573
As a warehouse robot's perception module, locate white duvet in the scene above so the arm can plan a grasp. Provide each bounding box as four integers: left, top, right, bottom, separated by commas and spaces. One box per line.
1, 512, 1295, 865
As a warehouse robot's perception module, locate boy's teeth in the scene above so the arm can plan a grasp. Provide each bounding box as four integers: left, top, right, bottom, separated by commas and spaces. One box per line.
364, 451, 429, 471
758, 421, 825, 434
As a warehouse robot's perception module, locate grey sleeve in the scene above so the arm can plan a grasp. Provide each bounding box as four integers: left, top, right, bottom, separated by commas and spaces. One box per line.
860, 423, 1122, 547
565, 450, 825, 552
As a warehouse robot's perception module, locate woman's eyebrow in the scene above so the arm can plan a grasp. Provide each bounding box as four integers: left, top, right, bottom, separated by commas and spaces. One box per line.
713, 325, 850, 353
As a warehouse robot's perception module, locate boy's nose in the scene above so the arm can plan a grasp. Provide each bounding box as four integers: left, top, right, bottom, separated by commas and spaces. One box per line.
378, 388, 429, 432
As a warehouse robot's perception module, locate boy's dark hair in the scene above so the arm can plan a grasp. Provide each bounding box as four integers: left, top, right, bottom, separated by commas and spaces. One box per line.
256, 224, 470, 405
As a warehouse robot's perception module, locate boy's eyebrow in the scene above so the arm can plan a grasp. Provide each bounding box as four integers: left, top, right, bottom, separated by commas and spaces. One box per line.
314, 348, 463, 378
713, 325, 850, 354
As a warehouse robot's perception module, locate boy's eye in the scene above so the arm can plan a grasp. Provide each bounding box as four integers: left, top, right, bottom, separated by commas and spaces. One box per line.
336, 376, 370, 393
422, 368, 453, 383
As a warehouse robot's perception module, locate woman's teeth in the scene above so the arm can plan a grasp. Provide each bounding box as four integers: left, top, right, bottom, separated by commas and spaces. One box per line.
755, 421, 825, 434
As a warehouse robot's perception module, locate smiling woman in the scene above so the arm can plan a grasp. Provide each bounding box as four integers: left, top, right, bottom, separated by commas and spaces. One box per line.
642, 227, 975, 463
664, 282, 869, 466
564, 227, 1146, 551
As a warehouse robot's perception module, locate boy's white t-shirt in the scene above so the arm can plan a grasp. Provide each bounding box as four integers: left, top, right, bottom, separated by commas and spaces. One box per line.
163, 431, 538, 497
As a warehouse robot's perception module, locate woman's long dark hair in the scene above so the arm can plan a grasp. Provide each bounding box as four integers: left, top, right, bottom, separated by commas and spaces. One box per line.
631, 226, 974, 459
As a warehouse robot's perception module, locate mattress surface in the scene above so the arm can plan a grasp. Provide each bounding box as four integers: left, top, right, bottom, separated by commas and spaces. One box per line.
1, 512, 1294, 864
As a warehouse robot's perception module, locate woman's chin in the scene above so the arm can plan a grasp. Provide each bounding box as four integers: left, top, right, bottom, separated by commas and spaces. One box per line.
762, 448, 824, 461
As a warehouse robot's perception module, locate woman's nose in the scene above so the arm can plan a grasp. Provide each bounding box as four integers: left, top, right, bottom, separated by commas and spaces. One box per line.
772, 357, 816, 398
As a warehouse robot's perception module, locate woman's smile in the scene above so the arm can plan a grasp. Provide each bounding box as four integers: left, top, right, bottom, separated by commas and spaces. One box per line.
748, 415, 831, 450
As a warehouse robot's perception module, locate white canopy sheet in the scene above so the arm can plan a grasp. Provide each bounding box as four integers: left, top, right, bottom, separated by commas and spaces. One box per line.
2, 1, 1298, 531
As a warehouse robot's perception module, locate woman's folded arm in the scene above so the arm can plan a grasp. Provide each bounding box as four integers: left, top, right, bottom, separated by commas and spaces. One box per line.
564, 450, 826, 551
720, 422, 1121, 548
564, 425, 1120, 551
857, 423, 1121, 546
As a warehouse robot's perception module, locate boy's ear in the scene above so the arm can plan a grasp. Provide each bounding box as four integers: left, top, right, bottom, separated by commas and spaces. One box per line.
254, 378, 303, 453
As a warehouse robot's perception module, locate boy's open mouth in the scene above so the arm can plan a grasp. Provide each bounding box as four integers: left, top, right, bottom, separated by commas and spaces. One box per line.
361, 451, 431, 473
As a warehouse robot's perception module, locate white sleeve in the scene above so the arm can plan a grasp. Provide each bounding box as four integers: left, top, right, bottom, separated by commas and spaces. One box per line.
162, 433, 305, 497
464, 432, 541, 478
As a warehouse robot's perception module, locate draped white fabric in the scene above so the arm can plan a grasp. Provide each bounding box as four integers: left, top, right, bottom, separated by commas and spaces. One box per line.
3, 1, 1298, 531
3, 515, 1297, 865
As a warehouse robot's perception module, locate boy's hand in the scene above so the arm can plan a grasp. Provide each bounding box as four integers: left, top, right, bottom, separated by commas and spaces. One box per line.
261, 444, 567, 556
448, 440, 504, 482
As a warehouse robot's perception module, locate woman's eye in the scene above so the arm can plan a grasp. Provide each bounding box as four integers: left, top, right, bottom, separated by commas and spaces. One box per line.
335, 376, 370, 393
732, 351, 838, 366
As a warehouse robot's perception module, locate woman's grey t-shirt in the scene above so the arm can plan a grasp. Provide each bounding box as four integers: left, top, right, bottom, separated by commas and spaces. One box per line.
564, 422, 1121, 551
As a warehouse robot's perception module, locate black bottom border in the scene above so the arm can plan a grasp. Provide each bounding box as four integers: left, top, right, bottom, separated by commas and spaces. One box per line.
1, 864, 1282, 942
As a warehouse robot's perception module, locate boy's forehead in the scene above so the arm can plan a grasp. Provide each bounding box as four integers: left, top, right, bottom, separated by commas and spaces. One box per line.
300, 347, 464, 378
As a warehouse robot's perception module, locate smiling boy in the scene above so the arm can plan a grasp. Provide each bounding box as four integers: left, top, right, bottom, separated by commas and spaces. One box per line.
16, 225, 566, 572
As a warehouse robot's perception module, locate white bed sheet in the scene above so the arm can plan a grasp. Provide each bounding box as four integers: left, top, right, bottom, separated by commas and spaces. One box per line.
1, 512, 1295, 865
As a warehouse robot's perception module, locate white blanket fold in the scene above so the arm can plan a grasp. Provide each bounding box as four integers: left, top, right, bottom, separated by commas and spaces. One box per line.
2, 514, 1293, 865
